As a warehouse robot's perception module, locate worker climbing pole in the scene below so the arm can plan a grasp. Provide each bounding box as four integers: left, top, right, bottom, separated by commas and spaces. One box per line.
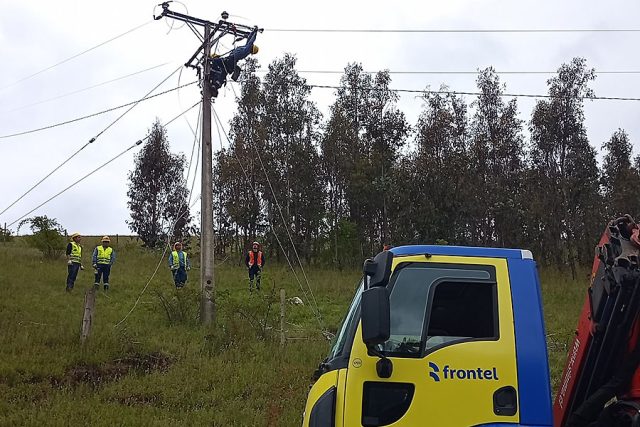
154, 2, 262, 324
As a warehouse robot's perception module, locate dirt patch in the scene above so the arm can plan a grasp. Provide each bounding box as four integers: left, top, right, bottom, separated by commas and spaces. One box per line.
51, 352, 173, 389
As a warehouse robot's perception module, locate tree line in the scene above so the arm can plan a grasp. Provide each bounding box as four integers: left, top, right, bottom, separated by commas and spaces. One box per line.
128, 56, 640, 271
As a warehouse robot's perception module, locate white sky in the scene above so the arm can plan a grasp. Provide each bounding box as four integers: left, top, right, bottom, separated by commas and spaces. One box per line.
1, 0, 640, 235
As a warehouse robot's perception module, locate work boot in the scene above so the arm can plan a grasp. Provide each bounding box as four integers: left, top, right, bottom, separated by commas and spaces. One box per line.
104, 284, 109, 292
231, 65, 241, 81
94, 283, 99, 290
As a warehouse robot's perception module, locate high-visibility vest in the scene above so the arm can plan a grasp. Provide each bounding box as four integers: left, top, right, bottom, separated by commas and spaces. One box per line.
248, 250, 263, 267
96, 246, 113, 265
70, 242, 82, 263
171, 251, 187, 269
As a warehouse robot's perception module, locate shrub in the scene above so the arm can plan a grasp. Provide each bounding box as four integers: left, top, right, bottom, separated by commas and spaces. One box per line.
17, 216, 66, 260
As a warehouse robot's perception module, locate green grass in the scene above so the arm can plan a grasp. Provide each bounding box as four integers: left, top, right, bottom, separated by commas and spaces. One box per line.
0, 237, 586, 425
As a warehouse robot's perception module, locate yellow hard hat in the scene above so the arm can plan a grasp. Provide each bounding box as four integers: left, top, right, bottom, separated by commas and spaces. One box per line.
251, 45, 259, 54
101, 236, 111, 243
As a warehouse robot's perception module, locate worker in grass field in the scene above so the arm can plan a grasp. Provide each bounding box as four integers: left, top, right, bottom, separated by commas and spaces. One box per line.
65, 232, 84, 291
245, 241, 265, 292
92, 236, 116, 291
169, 242, 190, 289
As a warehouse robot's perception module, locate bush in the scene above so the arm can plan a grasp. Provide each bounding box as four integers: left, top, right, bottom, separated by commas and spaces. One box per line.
0, 226, 13, 242
17, 216, 66, 260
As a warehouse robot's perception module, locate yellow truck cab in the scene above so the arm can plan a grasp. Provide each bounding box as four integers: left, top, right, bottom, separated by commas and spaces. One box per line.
303, 245, 552, 427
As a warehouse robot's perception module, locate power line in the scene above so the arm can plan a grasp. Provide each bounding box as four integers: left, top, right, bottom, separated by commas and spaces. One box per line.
212, 106, 326, 332
3, 62, 172, 114
0, 21, 152, 92
7, 101, 199, 229
116, 92, 202, 328
307, 83, 640, 102
115, 193, 201, 328
0, 79, 197, 140
266, 27, 640, 34
0, 67, 187, 219
274, 69, 640, 76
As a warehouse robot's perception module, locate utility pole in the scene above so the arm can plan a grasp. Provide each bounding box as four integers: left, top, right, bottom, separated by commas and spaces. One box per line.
200, 23, 215, 324
154, 3, 261, 325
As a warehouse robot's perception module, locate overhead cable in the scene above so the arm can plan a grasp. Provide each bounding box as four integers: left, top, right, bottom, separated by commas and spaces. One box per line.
266, 27, 640, 33
3, 62, 171, 113
7, 101, 199, 228
307, 83, 640, 102
0, 21, 152, 91
0, 79, 196, 140
0, 67, 190, 219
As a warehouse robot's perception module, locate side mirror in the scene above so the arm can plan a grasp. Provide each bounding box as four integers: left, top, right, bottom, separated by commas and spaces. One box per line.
363, 250, 393, 288
361, 286, 390, 346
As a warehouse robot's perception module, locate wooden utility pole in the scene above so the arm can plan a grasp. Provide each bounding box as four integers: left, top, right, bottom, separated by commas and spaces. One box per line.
200, 23, 215, 325
154, 3, 261, 326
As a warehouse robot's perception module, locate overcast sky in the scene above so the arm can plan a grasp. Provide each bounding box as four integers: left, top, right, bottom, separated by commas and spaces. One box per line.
1, 0, 640, 235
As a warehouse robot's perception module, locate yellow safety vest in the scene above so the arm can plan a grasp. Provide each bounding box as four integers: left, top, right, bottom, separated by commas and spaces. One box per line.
96, 246, 113, 265
70, 241, 82, 263
171, 251, 188, 269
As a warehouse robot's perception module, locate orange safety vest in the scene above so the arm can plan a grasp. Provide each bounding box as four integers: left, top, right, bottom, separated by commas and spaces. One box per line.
248, 250, 263, 267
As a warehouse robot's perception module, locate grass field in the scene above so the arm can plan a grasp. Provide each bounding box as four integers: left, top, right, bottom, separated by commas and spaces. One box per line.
0, 237, 588, 426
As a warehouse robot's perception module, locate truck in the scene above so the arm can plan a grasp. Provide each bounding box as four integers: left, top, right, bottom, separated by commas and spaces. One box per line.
302, 217, 640, 427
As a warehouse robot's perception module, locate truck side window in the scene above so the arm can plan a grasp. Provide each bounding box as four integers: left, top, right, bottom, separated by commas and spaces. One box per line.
379, 264, 496, 357
425, 281, 497, 350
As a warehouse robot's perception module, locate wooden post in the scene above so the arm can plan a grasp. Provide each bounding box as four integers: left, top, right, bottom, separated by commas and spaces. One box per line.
80, 287, 96, 344
280, 289, 286, 347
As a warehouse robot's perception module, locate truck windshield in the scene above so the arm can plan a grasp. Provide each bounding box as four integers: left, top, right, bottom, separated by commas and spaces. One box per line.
328, 281, 363, 360
378, 263, 496, 357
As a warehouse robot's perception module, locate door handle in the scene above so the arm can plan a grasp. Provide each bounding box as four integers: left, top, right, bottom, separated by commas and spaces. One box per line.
493, 386, 517, 416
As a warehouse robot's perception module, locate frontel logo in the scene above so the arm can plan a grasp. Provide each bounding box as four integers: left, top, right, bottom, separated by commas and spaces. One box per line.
428, 362, 499, 382
428, 362, 440, 382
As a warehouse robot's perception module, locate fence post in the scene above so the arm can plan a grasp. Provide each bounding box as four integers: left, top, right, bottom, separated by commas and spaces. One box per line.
280, 288, 286, 347
80, 287, 96, 344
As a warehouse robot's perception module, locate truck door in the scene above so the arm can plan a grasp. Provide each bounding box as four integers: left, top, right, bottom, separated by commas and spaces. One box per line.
343, 255, 520, 426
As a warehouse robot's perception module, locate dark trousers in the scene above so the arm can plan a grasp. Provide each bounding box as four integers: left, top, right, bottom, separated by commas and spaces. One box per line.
94, 264, 111, 287
173, 267, 187, 288
248, 266, 261, 289
66, 262, 81, 290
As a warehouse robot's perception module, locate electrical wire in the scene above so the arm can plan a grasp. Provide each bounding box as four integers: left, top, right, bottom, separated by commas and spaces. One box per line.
114, 193, 200, 328
0, 80, 197, 140
0, 21, 152, 91
212, 107, 325, 331
266, 27, 640, 33
265, 69, 640, 76
116, 105, 202, 328
3, 62, 172, 114
0, 67, 191, 219
225, 81, 326, 330
6, 101, 199, 228
307, 83, 640, 101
